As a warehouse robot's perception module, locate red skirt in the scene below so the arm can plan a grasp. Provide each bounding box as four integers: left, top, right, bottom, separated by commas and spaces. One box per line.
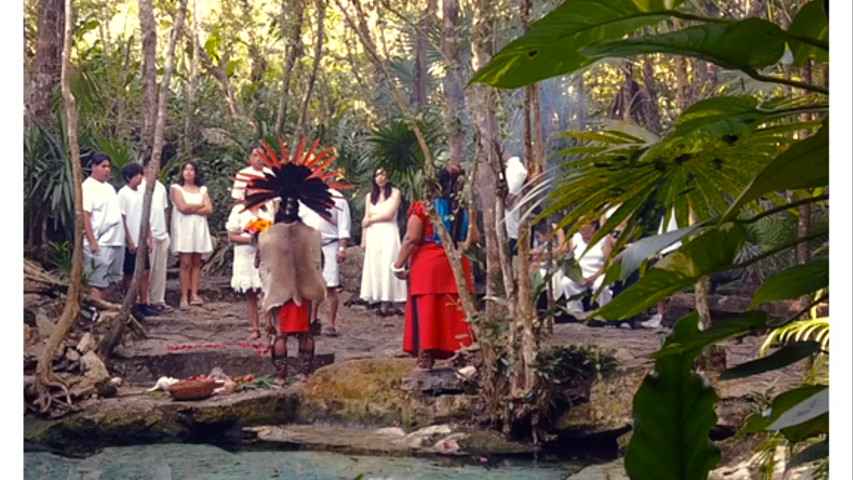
277, 301, 312, 333
403, 293, 473, 359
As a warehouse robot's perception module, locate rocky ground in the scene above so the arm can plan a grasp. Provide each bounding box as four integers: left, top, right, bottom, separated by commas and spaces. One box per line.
24, 247, 810, 478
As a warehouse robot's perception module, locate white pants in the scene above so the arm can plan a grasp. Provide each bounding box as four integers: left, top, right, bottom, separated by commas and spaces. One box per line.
564, 275, 612, 314
149, 236, 170, 305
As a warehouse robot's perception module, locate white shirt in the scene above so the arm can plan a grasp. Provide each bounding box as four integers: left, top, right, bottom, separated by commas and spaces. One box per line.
504, 156, 527, 240
82, 176, 125, 246
144, 179, 170, 240
571, 232, 608, 279
299, 189, 351, 243
232, 166, 274, 200
118, 184, 144, 245
657, 209, 682, 255
118, 181, 171, 243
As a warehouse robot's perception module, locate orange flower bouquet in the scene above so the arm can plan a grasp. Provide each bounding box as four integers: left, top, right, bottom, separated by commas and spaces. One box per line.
245, 218, 272, 235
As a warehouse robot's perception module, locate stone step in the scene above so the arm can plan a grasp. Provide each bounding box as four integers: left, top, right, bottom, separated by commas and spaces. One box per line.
112, 347, 334, 384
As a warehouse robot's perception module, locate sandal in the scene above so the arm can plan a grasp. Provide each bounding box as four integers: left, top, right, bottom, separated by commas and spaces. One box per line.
179, 299, 190, 310
248, 329, 261, 340
325, 326, 339, 337
190, 296, 205, 306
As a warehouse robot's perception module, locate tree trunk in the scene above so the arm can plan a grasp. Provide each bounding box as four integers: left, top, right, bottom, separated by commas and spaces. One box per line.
34, 0, 84, 413
295, 0, 326, 141
441, 0, 466, 167
574, 72, 585, 130
275, 0, 305, 136
98, 0, 187, 358
183, 0, 200, 156
642, 55, 662, 135
29, 0, 64, 127
512, 0, 539, 400
239, 0, 266, 98
139, 0, 157, 157
410, 0, 436, 109
194, 33, 243, 120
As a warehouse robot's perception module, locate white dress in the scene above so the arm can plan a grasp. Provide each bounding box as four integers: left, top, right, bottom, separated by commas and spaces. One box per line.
360, 192, 407, 303
564, 232, 612, 313
170, 184, 214, 254
226, 204, 274, 293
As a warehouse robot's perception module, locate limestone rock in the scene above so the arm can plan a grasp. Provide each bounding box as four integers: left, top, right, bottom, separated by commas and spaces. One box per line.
77, 333, 96, 354
400, 367, 467, 394
556, 366, 647, 437
300, 358, 421, 426
404, 424, 454, 448
66, 348, 80, 363
566, 460, 628, 480
35, 311, 55, 339
80, 351, 109, 384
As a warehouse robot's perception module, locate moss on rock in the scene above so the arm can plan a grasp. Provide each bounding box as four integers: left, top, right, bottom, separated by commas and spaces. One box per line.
300, 358, 429, 427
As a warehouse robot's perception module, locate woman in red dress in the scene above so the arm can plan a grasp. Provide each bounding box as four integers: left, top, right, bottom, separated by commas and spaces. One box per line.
392, 164, 479, 371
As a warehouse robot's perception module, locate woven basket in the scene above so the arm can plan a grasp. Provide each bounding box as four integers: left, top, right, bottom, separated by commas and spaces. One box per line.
167, 380, 216, 401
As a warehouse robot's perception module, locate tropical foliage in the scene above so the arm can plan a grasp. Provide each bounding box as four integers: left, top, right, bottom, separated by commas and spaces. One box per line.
473, 0, 829, 477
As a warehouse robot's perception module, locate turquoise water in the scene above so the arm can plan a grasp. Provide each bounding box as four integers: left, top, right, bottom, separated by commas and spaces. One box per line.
25, 443, 579, 480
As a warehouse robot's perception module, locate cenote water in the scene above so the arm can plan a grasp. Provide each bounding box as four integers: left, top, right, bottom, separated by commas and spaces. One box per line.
25, 443, 593, 479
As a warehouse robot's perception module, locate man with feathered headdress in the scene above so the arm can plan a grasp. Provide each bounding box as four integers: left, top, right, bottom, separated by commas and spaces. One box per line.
235, 139, 350, 386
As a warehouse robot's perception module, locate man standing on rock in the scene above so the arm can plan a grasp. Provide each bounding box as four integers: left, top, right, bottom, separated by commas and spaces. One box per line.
299, 187, 351, 337
239, 138, 350, 386
82, 152, 125, 301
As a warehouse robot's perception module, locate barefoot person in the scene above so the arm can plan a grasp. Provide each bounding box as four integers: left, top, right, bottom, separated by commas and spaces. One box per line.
392, 164, 479, 372
240, 139, 348, 386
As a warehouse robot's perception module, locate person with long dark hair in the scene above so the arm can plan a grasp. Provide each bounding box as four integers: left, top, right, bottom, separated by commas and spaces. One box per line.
170, 160, 213, 309
391, 164, 480, 371
360, 168, 407, 315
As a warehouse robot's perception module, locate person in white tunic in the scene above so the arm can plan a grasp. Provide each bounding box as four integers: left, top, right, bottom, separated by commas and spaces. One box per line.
360, 168, 407, 315
563, 221, 614, 315
143, 158, 173, 313
299, 188, 351, 335
227, 200, 275, 339
82, 153, 125, 301
170, 161, 214, 309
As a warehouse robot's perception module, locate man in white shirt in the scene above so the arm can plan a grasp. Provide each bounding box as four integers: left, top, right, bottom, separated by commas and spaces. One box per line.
118, 163, 155, 317
82, 153, 125, 301
143, 157, 173, 314
299, 189, 351, 336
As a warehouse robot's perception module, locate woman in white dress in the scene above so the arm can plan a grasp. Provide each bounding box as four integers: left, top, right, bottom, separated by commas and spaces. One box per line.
226, 200, 275, 339
360, 168, 407, 315
170, 161, 214, 309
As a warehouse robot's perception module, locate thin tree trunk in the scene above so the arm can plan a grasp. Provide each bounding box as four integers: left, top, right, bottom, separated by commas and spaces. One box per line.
35, 0, 84, 413
441, 0, 466, 167
29, 0, 64, 127
139, 0, 157, 157
295, 0, 326, 141
193, 33, 243, 119
98, 0, 187, 358
275, 0, 305, 136
574, 73, 585, 130
642, 55, 662, 135
410, 0, 436, 109
183, 0, 200, 155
